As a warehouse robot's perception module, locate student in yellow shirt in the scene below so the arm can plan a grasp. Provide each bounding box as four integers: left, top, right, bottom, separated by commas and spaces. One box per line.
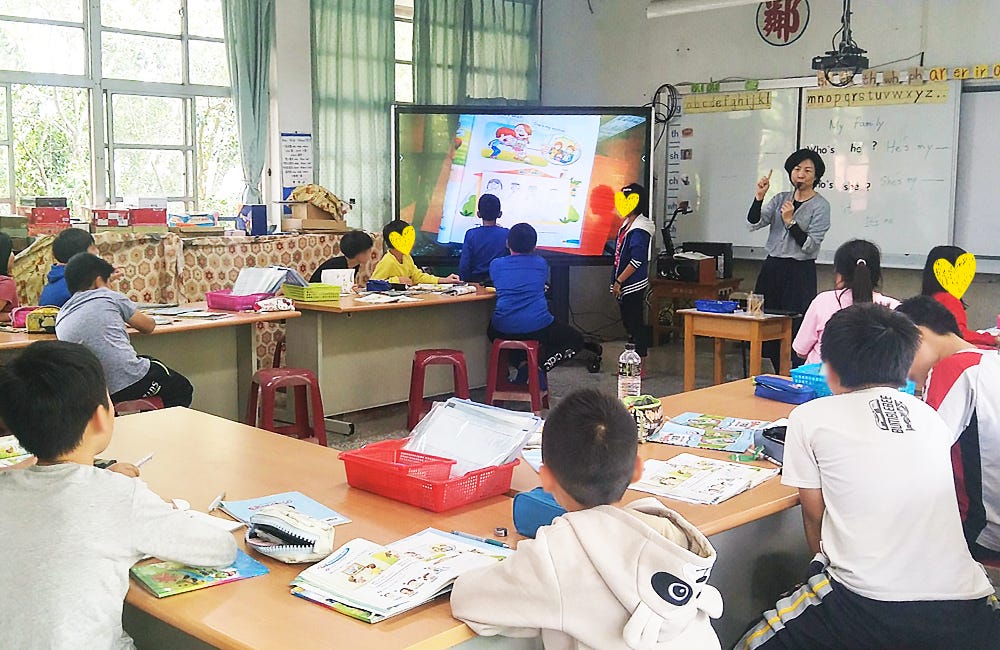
371, 220, 461, 286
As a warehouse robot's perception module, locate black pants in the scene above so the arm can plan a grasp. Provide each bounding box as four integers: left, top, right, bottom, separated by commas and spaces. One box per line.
754, 256, 817, 372
111, 357, 193, 408
619, 290, 648, 357
488, 321, 586, 372
738, 571, 1000, 650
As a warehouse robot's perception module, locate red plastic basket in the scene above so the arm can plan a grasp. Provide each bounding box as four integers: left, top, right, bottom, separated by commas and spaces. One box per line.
205, 289, 274, 311
339, 438, 519, 512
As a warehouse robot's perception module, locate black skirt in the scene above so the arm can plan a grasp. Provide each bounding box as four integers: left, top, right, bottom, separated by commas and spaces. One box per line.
753, 256, 817, 316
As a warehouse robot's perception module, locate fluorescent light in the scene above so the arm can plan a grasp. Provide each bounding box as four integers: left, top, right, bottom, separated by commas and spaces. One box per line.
646, 0, 761, 19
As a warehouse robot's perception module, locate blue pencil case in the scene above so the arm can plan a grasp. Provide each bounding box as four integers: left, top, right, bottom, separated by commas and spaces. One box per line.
753, 375, 816, 404
694, 299, 739, 313
366, 279, 391, 292
512, 488, 566, 538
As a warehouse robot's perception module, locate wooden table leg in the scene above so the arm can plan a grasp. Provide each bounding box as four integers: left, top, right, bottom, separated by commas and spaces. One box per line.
749, 321, 763, 378
713, 338, 724, 385
684, 313, 696, 391
652, 290, 662, 347
778, 320, 793, 376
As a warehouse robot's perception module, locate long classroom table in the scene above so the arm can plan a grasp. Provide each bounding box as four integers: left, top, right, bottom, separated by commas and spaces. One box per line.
511, 379, 809, 645
286, 289, 495, 415
109, 408, 517, 650
0, 304, 299, 421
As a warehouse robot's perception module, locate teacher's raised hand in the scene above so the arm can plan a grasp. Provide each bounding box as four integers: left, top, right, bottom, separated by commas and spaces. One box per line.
755, 169, 773, 201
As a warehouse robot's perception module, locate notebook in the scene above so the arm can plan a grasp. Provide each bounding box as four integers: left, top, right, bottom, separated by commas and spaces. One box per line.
629, 453, 779, 505
219, 491, 351, 527
130, 550, 268, 598
646, 412, 771, 453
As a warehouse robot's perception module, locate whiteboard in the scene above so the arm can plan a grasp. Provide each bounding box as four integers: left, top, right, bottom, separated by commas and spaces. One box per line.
799, 81, 961, 262
667, 88, 800, 248
955, 89, 1000, 257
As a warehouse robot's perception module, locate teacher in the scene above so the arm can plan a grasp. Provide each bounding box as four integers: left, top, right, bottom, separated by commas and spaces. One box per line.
747, 148, 831, 371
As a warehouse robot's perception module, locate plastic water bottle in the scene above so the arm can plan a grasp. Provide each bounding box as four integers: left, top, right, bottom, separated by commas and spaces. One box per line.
617, 343, 642, 399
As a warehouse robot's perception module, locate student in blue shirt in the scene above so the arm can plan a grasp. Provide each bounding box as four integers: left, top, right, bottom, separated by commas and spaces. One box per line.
39, 229, 98, 307
459, 194, 509, 283
489, 223, 601, 380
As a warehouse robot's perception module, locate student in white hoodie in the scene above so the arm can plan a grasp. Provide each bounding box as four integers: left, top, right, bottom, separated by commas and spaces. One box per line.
450, 388, 724, 649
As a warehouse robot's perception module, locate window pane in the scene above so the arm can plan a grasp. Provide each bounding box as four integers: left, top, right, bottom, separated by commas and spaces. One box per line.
111, 95, 185, 145
394, 0, 413, 20
189, 40, 229, 86
114, 149, 187, 197
103, 32, 182, 82
12, 85, 91, 211
0, 23, 85, 74
0, 87, 6, 140
394, 20, 412, 62
101, 0, 180, 34
0, 145, 8, 196
0, 0, 82, 22
395, 63, 412, 104
187, 0, 223, 39
0, 202, 11, 216
195, 96, 241, 215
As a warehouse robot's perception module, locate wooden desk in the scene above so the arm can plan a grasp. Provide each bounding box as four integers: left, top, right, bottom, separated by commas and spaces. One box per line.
509, 379, 806, 646
107, 408, 518, 650
679, 308, 792, 391
286, 289, 496, 415
649, 277, 742, 346
0, 304, 299, 421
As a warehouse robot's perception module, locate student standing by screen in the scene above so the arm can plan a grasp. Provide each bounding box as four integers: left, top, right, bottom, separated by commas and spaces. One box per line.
747, 149, 831, 371
611, 183, 654, 360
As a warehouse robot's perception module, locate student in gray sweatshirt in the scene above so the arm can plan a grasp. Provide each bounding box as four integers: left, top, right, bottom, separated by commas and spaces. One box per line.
0, 341, 237, 649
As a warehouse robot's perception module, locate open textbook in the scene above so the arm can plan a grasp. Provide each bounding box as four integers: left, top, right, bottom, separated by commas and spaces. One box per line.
630, 453, 779, 505
646, 412, 771, 453
0, 435, 31, 468
290, 528, 512, 623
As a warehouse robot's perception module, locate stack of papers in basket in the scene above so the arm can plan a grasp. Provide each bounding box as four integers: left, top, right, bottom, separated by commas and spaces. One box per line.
232, 266, 309, 295
403, 399, 541, 477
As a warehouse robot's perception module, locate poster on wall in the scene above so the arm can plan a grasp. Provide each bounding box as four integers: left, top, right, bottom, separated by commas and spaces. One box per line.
280, 132, 313, 194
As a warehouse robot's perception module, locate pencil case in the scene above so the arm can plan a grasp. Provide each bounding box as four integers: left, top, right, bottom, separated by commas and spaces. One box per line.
366, 279, 391, 292
753, 375, 816, 404
512, 488, 566, 538
245, 504, 336, 563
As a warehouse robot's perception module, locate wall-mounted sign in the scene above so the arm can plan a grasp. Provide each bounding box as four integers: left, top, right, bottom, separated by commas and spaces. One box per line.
757, 0, 810, 47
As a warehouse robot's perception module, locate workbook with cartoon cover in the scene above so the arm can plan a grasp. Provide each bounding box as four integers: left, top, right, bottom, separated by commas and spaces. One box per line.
130, 550, 269, 598
646, 412, 771, 453
290, 528, 512, 623
629, 453, 779, 505
0, 435, 31, 467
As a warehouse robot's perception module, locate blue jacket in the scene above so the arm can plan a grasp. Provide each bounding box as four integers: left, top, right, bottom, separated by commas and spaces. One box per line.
612, 216, 655, 297
459, 225, 509, 282
489, 254, 554, 334
39, 264, 71, 307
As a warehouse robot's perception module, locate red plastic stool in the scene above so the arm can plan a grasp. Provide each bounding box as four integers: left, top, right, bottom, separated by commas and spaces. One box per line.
407, 348, 471, 430
114, 396, 165, 416
485, 339, 549, 414
247, 368, 328, 446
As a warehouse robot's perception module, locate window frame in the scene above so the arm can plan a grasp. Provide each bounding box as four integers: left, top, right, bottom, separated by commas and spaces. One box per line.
393, 0, 414, 104
0, 0, 232, 211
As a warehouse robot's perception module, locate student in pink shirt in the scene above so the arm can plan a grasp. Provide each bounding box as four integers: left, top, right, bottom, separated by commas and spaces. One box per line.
0, 232, 19, 322
793, 239, 899, 365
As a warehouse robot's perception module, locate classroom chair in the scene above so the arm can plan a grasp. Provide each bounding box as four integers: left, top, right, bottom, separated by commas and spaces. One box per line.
246, 367, 328, 447
407, 348, 471, 430
485, 339, 549, 415
114, 397, 165, 416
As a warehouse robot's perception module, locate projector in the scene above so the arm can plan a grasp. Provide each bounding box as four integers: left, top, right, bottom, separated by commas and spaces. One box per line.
811, 45, 868, 74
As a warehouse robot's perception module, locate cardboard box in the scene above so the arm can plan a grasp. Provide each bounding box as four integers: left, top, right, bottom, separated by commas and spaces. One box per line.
169, 226, 225, 237
167, 212, 218, 228
28, 223, 70, 236
19, 206, 71, 225
282, 217, 349, 233
0, 216, 28, 229
129, 207, 167, 225
130, 225, 169, 234
89, 208, 130, 227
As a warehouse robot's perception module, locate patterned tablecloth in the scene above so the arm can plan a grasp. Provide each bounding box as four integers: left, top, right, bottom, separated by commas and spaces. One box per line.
12, 231, 384, 368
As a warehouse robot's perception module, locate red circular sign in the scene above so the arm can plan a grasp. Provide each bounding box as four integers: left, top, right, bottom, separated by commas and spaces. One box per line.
757, 0, 810, 47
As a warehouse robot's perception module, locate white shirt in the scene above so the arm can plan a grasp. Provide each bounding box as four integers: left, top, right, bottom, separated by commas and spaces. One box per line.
782, 388, 993, 601
0, 464, 238, 649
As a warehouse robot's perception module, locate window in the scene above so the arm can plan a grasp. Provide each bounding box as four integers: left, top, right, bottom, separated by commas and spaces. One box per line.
394, 0, 414, 103
0, 0, 240, 215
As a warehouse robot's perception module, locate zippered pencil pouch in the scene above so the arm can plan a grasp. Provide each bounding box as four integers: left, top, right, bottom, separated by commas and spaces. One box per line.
245, 504, 336, 563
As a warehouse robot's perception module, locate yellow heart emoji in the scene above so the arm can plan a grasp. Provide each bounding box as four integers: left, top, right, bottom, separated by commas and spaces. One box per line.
614, 191, 640, 217
933, 252, 976, 300
388, 225, 416, 256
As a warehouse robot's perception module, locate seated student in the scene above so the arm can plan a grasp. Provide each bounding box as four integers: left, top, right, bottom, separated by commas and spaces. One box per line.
488, 223, 601, 376
55, 253, 194, 408
309, 230, 375, 284
371, 220, 461, 286
0, 340, 237, 648
0, 232, 18, 322
458, 194, 508, 283
39, 228, 98, 307
451, 388, 723, 649
921, 245, 999, 347
738, 303, 1000, 650
897, 296, 1000, 563
793, 239, 899, 365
